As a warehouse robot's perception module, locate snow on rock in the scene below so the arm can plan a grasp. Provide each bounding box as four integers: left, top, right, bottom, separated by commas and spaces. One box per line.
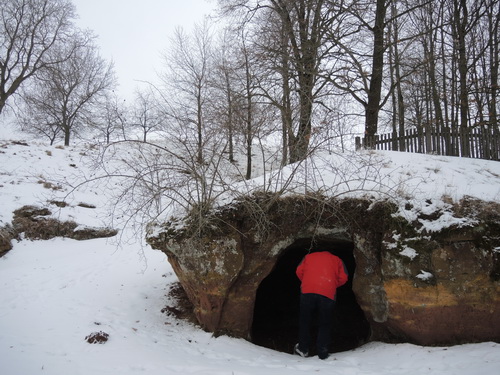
416, 270, 434, 281
221, 149, 500, 234
399, 247, 418, 260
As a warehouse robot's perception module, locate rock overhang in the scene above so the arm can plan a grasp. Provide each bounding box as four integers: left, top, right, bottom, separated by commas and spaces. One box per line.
146, 194, 500, 350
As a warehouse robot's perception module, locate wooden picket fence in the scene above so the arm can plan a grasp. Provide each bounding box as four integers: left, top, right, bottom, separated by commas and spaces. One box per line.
355, 126, 500, 161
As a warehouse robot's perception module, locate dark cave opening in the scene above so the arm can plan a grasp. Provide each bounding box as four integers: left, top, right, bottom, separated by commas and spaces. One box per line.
251, 238, 371, 355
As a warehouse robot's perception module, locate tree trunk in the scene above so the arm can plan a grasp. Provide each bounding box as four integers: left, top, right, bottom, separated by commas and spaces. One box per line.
280, 92, 291, 166
64, 125, 71, 146
454, 0, 470, 156
389, 36, 398, 149
197, 88, 203, 164
224, 70, 235, 163
364, 0, 388, 139
245, 60, 253, 180
488, 0, 499, 130
289, 86, 313, 163
280, 24, 291, 166
389, 1, 405, 151
426, 3, 445, 138
272, 0, 325, 163
0, 97, 6, 115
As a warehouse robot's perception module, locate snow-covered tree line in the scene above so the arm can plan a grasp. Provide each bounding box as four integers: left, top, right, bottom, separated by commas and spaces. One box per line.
1, 0, 499, 164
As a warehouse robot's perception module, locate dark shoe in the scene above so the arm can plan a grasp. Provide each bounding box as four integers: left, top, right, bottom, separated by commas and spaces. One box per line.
294, 343, 308, 358
318, 351, 329, 360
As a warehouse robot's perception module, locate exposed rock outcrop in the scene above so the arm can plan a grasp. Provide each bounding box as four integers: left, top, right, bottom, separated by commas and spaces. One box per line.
12, 205, 118, 241
0, 205, 118, 257
0, 225, 15, 257
147, 195, 500, 350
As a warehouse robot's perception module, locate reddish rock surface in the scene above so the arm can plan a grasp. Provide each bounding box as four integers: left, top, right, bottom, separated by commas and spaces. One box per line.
147, 196, 500, 350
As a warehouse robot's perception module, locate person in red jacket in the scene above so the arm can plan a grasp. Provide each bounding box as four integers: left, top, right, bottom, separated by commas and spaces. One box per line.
295, 250, 348, 359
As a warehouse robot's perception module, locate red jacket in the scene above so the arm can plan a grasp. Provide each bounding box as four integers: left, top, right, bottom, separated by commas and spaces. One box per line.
296, 251, 348, 300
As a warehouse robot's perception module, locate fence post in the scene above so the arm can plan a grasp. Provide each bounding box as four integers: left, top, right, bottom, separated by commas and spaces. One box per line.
355, 127, 498, 161
392, 131, 398, 150
493, 126, 500, 161
484, 126, 491, 160
355, 136, 361, 151
363, 135, 376, 149
451, 126, 458, 156
443, 127, 451, 156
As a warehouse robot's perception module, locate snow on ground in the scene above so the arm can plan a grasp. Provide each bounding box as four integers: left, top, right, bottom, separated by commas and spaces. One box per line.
1, 137, 500, 374
1, 238, 499, 375
0, 140, 109, 228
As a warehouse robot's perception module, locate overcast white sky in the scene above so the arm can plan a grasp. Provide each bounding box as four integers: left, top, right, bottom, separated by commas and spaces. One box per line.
72, 0, 216, 100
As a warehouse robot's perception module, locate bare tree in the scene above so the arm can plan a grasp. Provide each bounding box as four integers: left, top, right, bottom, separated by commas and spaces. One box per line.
131, 88, 163, 142
364, 0, 390, 139
394, 0, 498, 156
18, 31, 116, 145
485, 0, 499, 130
17, 102, 62, 144
267, 0, 341, 162
481, 0, 500, 160
161, 22, 214, 164
0, 0, 77, 115
219, 0, 345, 163
246, 6, 297, 166
96, 91, 129, 143
212, 29, 239, 163
211, 25, 281, 179
328, 0, 410, 140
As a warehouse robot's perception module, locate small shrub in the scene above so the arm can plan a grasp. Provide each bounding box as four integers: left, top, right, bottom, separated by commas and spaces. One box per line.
85, 331, 109, 344
49, 200, 68, 208
0, 225, 15, 257
37, 179, 63, 191
161, 282, 196, 324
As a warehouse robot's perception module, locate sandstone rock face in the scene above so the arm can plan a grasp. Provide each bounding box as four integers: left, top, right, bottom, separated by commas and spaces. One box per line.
356, 229, 500, 345
354, 199, 500, 345
147, 196, 500, 349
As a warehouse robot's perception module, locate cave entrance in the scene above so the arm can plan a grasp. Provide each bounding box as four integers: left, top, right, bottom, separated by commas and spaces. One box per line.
251, 238, 370, 354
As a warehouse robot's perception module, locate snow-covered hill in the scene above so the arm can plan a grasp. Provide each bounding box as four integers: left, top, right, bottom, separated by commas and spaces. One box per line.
1, 137, 499, 375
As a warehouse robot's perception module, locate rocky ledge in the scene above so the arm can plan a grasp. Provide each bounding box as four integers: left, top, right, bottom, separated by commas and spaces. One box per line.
0, 205, 118, 257
147, 194, 500, 352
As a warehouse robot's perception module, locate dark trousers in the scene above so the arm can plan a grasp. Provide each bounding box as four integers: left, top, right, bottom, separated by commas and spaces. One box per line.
298, 293, 335, 356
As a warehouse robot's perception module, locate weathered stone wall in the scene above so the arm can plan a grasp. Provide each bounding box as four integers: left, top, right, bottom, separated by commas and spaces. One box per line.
147, 195, 500, 347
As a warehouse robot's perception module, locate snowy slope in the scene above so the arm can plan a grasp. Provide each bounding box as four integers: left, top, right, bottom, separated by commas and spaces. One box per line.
0, 137, 499, 375
223, 149, 500, 232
